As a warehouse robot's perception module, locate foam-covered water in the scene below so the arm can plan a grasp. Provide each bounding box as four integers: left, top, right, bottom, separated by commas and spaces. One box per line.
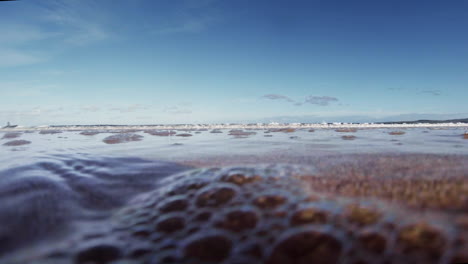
0, 127, 467, 169
0, 127, 467, 263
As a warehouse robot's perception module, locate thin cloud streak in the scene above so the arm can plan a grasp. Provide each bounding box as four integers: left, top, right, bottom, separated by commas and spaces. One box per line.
0, 1, 111, 69
41, 0, 111, 45
0, 24, 49, 67
109, 104, 149, 113
421, 90, 442, 96
262, 94, 295, 103
262, 94, 339, 107
0, 49, 44, 67
0, 24, 54, 45
304, 96, 339, 106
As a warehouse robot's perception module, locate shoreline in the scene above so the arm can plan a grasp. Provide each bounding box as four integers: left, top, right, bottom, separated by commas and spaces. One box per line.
2, 122, 468, 132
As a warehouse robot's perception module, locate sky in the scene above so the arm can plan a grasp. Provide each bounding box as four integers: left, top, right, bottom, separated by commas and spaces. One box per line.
0, 0, 467, 125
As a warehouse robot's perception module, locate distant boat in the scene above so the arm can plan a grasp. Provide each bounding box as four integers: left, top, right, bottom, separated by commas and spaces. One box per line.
2, 122, 18, 129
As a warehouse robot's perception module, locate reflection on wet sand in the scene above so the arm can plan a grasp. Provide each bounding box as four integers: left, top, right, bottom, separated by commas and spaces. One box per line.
79, 131, 100, 136
145, 130, 176, 136
335, 128, 358, 133
1, 132, 22, 139
210, 129, 223, 133
2, 140, 31, 146
39, 130, 62, 135
102, 133, 143, 144
176, 133, 193, 137
228, 130, 256, 137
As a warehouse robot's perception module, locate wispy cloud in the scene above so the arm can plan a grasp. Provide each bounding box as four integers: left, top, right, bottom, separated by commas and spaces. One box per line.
0, 24, 54, 45
262, 94, 339, 107
421, 90, 442, 96
109, 104, 149, 113
389, 87, 442, 96
0, 49, 44, 67
41, 0, 111, 45
304, 96, 339, 106
0, 24, 50, 67
262, 94, 295, 103
0, 1, 111, 69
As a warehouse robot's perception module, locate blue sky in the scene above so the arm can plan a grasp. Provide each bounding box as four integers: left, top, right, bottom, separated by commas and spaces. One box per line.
1, 0, 467, 125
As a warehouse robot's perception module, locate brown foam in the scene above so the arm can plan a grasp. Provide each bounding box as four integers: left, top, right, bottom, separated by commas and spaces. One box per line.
29, 163, 465, 264
269, 128, 296, 133
335, 128, 357, 133
389, 131, 406, 135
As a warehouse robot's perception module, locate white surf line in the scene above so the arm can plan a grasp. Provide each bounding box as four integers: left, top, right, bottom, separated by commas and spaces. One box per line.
1, 122, 468, 132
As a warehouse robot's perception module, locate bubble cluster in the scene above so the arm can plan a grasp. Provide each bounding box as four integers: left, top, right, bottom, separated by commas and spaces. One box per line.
30, 165, 466, 264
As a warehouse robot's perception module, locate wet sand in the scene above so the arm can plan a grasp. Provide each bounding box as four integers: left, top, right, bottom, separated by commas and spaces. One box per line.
181, 153, 468, 211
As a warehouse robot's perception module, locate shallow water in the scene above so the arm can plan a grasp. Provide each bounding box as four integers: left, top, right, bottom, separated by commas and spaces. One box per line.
0, 127, 467, 263
0, 127, 467, 169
